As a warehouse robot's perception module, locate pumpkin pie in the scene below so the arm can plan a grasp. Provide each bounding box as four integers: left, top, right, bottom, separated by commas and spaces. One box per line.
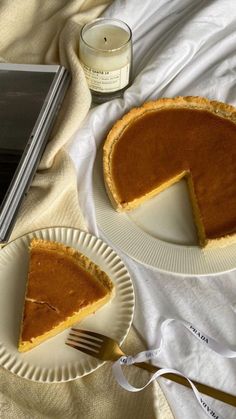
103, 96, 236, 248
18, 239, 114, 352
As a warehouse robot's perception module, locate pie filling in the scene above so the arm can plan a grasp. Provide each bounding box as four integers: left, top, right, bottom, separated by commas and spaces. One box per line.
19, 239, 114, 351
103, 100, 236, 246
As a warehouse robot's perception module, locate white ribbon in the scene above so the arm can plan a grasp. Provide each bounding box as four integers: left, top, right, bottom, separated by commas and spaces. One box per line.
160, 318, 236, 358
112, 318, 236, 419
113, 359, 223, 419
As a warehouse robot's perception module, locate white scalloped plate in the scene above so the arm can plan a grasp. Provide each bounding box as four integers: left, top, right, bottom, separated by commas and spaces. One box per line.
93, 148, 236, 275
0, 227, 134, 382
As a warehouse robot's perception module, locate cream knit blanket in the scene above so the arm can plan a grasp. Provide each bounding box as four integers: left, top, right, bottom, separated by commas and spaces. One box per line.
0, 1, 172, 417
0, 0, 102, 238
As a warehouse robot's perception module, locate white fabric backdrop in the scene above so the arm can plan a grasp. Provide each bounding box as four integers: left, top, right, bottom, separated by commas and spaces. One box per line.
67, 1, 236, 418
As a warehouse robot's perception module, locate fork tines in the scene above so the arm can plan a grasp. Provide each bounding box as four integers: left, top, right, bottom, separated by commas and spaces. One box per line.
65, 328, 102, 357
71, 328, 103, 341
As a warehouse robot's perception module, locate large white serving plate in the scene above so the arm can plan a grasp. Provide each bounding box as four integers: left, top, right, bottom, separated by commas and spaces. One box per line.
93, 148, 236, 275
0, 227, 134, 382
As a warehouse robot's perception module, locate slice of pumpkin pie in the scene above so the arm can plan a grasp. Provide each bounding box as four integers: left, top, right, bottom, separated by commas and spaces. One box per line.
18, 238, 114, 352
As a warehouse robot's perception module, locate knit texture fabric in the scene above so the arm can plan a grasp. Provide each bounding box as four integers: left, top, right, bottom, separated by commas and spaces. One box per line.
0, 1, 173, 418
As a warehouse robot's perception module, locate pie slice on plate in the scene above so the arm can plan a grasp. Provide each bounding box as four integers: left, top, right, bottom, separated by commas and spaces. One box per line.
18, 239, 114, 352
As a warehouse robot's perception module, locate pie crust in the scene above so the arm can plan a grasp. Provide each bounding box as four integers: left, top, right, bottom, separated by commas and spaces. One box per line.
103, 96, 236, 248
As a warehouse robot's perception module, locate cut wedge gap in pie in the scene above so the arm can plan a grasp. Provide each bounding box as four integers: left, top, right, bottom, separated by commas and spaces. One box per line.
18, 239, 114, 352
103, 96, 236, 248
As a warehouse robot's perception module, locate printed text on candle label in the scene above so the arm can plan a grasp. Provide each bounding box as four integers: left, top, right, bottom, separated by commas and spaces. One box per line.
81, 63, 130, 92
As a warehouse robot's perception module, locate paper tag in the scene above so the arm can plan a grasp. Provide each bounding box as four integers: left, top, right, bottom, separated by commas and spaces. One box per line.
81, 62, 130, 92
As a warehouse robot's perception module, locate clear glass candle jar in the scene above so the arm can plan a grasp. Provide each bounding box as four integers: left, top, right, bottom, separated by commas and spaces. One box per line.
79, 18, 132, 104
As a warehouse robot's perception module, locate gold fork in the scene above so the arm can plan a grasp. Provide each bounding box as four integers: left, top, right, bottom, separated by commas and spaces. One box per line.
66, 328, 236, 408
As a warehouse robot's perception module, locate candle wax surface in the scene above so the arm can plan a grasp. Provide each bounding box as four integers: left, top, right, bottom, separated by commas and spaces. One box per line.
83, 25, 130, 51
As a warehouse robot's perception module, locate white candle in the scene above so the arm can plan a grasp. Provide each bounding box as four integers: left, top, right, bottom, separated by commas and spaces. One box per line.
79, 18, 132, 102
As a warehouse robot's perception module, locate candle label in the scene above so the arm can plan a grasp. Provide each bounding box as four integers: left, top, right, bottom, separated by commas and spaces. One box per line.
81, 62, 130, 93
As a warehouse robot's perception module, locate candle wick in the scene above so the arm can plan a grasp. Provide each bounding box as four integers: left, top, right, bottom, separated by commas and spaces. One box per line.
104, 37, 107, 43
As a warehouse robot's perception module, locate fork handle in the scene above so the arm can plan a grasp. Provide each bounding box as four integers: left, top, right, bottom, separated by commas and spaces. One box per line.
134, 362, 236, 408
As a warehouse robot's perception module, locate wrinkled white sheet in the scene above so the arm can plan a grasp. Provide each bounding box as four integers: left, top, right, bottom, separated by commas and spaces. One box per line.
67, 1, 236, 418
